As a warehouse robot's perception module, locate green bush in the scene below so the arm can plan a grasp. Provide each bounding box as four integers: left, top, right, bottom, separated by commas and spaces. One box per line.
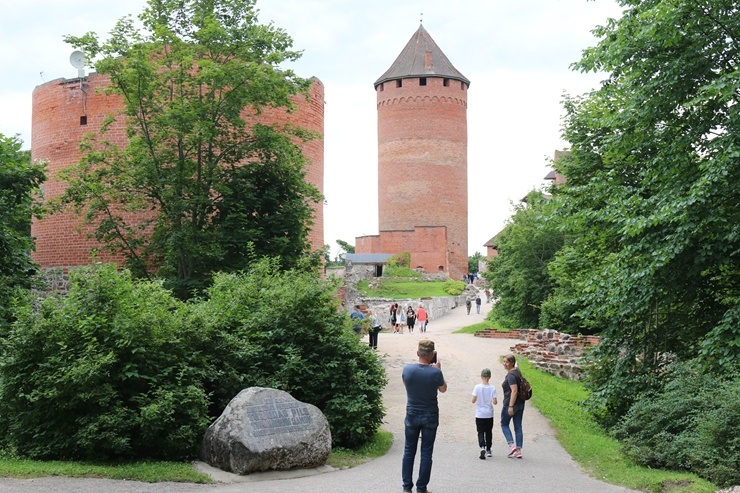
612, 361, 740, 488
442, 279, 465, 296
0, 259, 388, 461
0, 264, 209, 461
192, 258, 387, 448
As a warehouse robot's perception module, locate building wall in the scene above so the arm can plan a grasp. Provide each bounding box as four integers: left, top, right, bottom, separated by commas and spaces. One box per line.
31, 74, 324, 270
355, 226, 447, 274
375, 76, 468, 279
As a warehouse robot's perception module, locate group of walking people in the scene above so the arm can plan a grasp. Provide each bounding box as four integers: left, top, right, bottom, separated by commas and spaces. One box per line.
401, 340, 526, 493
389, 303, 428, 334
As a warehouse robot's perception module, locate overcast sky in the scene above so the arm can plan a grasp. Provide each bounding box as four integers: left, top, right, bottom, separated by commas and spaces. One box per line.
0, 0, 622, 258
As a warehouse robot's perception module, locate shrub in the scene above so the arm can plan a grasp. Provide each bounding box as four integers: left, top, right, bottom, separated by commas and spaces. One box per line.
185, 257, 388, 448
0, 264, 209, 461
442, 279, 465, 296
612, 361, 740, 487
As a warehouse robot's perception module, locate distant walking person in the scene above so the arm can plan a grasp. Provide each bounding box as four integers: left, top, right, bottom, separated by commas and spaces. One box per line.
475, 295, 482, 314
350, 305, 364, 336
466, 298, 472, 315
368, 310, 382, 350
416, 305, 428, 333
501, 354, 525, 459
471, 368, 498, 459
406, 305, 416, 333
484, 289, 491, 303
402, 339, 447, 493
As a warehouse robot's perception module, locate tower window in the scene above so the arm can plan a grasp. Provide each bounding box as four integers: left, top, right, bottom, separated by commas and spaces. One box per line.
461, 81, 465, 90
379, 83, 384, 92
80, 116, 87, 125
443, 78, 450, 87
396, 79, 402, 88
419, 77, 427, 86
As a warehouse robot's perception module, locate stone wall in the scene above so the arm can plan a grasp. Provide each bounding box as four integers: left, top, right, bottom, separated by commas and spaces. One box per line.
475, 328, 600, 380
359, 294, 466, 329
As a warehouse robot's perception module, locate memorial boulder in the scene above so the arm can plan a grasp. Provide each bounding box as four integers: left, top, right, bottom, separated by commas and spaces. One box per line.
200, 387, 331, 475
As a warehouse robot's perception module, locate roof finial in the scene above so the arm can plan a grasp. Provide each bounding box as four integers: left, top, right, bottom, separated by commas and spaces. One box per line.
420, 12, 423, 24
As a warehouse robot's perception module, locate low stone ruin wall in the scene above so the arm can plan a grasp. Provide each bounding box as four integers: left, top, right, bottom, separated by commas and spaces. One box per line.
475, 328, 600, 380
360, 294, 466, 329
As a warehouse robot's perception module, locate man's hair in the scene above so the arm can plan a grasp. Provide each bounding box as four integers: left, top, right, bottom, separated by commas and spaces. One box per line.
418, 339, 435, 358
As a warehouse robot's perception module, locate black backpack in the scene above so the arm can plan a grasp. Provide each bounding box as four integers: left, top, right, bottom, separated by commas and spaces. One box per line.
517, 374, 533, 402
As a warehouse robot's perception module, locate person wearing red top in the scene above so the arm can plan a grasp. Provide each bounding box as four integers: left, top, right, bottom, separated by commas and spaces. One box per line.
416, 305, 428, 333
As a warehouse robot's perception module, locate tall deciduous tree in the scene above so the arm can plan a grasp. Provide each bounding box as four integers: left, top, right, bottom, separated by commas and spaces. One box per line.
0, 134, 45, 327
483, 191, 564, 329
555, 0, 740, 422
61, 0, 322, 298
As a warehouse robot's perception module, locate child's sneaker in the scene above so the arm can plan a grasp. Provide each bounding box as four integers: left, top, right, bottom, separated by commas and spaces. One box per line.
507, 445, 517, 458
479, 448, 486, 460
515, 449, 523, 459
486, 448, 492, 457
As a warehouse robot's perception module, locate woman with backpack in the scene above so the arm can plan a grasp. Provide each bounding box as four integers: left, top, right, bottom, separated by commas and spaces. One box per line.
501, 353, 525, 459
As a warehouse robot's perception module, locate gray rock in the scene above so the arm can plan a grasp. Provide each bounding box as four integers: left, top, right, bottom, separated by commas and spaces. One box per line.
200, 387, 331, 475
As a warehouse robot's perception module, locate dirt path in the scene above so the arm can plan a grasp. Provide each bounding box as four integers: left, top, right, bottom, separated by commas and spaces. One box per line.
374, 292, 554, 448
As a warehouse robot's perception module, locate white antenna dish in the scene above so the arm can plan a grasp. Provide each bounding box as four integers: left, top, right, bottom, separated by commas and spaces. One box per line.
70, 50, 86, 77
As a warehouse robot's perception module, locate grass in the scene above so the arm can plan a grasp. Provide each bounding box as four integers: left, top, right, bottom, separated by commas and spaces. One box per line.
0, 456, 211, 483
454, 320, 507, 334
516, 358, 717, 493
0, 431, 394, 483
357, 279, 450, 298
326, 430, 393, 469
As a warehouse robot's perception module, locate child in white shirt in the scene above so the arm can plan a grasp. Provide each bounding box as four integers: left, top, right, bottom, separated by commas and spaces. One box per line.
471, 368, 498, 459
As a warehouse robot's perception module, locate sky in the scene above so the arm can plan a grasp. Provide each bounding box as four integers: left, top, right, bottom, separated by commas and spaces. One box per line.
0, 0, 623, 259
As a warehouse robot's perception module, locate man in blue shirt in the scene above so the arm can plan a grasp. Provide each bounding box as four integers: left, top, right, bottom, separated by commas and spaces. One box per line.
349, 305, 364, 336
401, 339, 447, 493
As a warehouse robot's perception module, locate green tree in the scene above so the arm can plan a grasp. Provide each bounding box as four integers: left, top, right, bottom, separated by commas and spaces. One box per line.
60, 0, 322, 298
556, 0, 740, 425
468, 251, 483, 274
483, 191, 564, 329
336, 239, 355, 262
0, 134, 45, 327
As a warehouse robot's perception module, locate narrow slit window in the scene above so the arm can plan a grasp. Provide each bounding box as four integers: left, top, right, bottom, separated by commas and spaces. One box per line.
379, 83, 384, 92
419, 77, 427, 86
443, 78, 450, 87
396, 79, 402, 88
80, 116, 87, 125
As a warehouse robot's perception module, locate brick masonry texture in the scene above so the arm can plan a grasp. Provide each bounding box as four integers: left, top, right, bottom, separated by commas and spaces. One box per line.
31, 73, 324, 269
357, 75, 468, 279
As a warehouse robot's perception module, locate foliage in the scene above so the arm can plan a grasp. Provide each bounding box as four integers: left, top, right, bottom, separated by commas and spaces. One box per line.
442, 279, 466, 296
358, 280, 447, 299
188, 257, 387, 448
59, 0, 322, 299
552, 0, 740, 429
483, 191, 565, 329
612, 362, 740, 488
335, 239, 355, 262
0, 264, 210, 461
0, 259, 387, 461
520, 358, 716, 493
468, 251, 483, 274
0, 134, 46, 328
388, 251, 411, 268
382, 264, 421, 278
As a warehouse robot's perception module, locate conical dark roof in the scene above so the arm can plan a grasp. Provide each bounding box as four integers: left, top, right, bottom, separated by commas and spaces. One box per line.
374, 24, 469, 88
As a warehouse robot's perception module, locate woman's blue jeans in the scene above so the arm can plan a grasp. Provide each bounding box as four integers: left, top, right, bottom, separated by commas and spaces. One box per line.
500, 402, 524, 448
402, 411, 439, 492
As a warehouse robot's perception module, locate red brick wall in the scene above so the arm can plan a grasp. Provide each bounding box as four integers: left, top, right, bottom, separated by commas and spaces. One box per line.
375, 76, 468, 279
31, 74, 324, 269
356, 226, 448, 273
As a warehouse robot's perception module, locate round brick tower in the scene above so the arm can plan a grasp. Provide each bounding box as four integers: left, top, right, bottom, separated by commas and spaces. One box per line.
374, 24, 469, 279
31, 73, 324, 271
